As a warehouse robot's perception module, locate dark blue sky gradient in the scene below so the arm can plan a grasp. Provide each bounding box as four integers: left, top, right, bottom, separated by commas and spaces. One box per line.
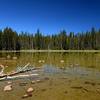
0, 0, 100, 35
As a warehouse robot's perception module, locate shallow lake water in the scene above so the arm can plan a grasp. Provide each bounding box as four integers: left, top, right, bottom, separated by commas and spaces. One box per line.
0, 52, 100, 100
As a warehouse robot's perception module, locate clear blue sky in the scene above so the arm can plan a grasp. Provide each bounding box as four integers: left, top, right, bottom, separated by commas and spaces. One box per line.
0, 0, 100, 35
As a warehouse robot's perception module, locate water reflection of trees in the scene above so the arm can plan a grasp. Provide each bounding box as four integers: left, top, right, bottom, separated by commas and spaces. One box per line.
0, 52, 100, 72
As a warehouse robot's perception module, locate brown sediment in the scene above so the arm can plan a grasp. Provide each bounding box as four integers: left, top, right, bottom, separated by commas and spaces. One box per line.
71, 86, 89, 92
41, 88, 46, 92
19, 82, 28, 86
96, 88, 100, 94
71, 86, 83, 89
84, 81, 96, 86
82, 88, 89, 92
64, 90, 68, 94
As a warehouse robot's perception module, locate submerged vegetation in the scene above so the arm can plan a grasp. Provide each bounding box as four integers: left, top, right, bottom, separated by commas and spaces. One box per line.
0, 27, 100, 50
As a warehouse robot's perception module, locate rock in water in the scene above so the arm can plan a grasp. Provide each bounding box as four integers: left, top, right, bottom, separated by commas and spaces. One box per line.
38, 60, 42, 63
27, 87, 34, 93
7, 81, 12, 84
60, 60, 64, 63
22, 93, 32, 99
7, 55, 11, 59
31, 80, 36, 84
4, 85, 12, 91
22, 94, 28, 98
36, 79, 41, 83
12, 57, 17, 60
22, 87, 33, 99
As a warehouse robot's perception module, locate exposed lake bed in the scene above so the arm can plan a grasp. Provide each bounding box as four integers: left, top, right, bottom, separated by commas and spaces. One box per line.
0, 51, 100, 100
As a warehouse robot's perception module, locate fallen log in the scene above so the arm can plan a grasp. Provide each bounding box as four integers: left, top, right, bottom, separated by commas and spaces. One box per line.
0, 63, 41, 81
8, 68, 35, 76
0, 74, 7, 78
0, 74, 39, 81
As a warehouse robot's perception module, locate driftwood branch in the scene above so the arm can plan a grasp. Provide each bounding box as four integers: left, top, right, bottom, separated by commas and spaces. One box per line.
0, 63, 40, 81
0, 65, 4, 75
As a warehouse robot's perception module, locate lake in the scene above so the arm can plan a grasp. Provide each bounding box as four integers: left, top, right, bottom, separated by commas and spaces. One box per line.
0, 51, 100, 100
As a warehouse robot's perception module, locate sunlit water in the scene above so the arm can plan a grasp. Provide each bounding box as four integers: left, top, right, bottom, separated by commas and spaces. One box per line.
0, 52, 100, 100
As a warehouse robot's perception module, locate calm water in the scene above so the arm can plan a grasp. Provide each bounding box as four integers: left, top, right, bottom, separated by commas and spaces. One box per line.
0, 52, 100, 100
0, 52, 100, 72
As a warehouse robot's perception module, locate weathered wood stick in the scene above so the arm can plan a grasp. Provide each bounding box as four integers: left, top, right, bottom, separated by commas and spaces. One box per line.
0, 64, 4, 75
21, 63, 30, 71
0, 73, 39, 81
0, 65, 36, 78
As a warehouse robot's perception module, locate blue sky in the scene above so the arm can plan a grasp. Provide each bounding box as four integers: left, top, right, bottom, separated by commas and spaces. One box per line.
0, 0, 100, 35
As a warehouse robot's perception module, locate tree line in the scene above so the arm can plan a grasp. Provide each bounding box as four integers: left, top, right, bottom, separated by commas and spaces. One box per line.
0, 27, 100, 50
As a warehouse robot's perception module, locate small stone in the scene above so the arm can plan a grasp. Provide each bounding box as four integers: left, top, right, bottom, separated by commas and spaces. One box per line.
22, 93, 32, 99
7, 55, 11, 59
38, 60, 42, 63
4, 85, 12, 91
5, 66, 8, 68
22, 94, 29, 98
0, 64, 4, 68
60, 60, 64, 63
36, 80, 41, 83
12, 56, 17, 60
27, 87, 34, 93
7, 81, 12, 84
31, 80, 36, 84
